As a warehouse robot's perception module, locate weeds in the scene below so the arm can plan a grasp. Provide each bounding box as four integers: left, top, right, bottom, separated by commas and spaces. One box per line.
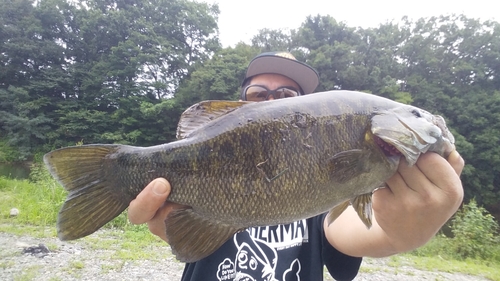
0, 163, 131, 230
411, 200, 500, 263
13, 265, 41, 281
0, 176, 65, 226
408, 199, 500, 281
451, 199, 500, 260
0, 138, 21, 162
70, 260, 85, 270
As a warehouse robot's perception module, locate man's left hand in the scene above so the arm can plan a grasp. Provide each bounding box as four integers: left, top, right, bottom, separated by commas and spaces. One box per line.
372, 151, 464, 253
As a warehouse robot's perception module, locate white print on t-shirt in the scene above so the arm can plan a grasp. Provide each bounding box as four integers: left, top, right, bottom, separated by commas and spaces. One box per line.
216, 220, 308, 281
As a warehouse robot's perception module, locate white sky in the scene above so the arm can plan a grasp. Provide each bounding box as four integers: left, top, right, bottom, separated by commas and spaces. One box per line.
201, 0, 500, 47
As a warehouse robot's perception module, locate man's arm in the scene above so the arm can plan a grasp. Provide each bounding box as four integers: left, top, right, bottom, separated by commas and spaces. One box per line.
324, 151, 464, 257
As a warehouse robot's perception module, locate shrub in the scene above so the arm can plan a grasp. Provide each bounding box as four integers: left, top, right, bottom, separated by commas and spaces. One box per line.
0, 138, 21, 162
450, 199, 500, 260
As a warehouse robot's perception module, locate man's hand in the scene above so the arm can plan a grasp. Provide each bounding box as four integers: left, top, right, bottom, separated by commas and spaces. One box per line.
372, 151, 464, 253
326, 151, 464, 257
128, 178, 182, 243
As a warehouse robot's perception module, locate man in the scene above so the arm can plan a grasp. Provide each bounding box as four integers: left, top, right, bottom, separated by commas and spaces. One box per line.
128, 52, 464, 280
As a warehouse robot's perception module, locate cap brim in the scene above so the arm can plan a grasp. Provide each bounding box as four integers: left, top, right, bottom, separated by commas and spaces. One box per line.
245, 56, 319, 94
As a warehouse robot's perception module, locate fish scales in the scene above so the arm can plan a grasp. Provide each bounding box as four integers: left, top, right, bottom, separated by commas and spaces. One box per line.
112, 95, 385, 224
44, 90, 456, 262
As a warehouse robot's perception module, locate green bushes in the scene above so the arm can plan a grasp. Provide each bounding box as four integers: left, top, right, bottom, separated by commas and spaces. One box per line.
412, 199, 500, 262
450, 199, 500, 261
0, 138, 21, 162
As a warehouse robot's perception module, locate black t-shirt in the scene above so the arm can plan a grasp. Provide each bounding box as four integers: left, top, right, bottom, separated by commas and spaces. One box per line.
181, 213, 362, 281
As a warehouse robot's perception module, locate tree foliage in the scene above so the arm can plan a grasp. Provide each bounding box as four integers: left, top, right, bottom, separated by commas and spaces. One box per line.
0, 0, 220, 152
0, 1, 499, 217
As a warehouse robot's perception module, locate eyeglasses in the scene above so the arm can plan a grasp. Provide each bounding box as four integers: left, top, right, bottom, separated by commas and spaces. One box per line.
242, 85, 301, 101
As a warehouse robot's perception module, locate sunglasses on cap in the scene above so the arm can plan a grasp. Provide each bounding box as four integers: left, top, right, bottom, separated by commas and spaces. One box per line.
241, 85, 301, 102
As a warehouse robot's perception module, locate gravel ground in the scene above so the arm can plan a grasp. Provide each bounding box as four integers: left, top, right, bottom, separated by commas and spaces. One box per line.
0, 230, 492, 281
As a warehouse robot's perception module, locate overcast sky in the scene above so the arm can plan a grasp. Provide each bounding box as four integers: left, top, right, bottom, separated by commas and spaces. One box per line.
201, 0, 499, 47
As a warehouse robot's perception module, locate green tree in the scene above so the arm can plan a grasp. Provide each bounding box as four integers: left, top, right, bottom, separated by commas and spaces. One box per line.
251, 28, 292, 52
293, 15, 361, 91
0, 0, 69, 158
394, 16, 500, 210
1, 0, 221, 151
175, 44, 258, 107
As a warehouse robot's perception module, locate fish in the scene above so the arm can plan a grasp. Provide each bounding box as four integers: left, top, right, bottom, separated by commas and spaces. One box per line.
43, 90, 456, 262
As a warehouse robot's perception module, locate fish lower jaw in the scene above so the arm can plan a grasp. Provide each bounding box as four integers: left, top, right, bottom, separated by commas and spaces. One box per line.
373, 135, 402, 157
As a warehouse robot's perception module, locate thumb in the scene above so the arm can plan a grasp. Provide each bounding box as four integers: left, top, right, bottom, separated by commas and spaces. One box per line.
128, 178, 171, 224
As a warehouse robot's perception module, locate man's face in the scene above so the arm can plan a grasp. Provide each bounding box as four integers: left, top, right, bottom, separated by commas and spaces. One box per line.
244, 74, 301, 102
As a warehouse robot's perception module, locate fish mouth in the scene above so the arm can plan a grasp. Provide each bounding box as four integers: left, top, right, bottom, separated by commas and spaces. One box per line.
374, 135, 402, 157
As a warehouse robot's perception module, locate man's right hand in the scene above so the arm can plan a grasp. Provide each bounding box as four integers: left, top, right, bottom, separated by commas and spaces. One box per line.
128, 178, 181, 243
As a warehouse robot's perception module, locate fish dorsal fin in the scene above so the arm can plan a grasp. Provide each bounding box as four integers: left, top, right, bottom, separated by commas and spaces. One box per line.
176, 100, 252, 139
326, 200, 350, 225
328, 149, 370, 183
351, 193, 373, 228
165, 207, 243, 262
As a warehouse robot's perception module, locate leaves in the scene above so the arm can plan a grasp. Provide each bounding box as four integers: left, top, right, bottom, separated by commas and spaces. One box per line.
1, 0, 221, 153
450, 199, 500, 260
0, 2, 499, 216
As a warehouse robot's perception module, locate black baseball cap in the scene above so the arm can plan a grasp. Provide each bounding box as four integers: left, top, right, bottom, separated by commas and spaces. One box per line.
243, 51, 319, 95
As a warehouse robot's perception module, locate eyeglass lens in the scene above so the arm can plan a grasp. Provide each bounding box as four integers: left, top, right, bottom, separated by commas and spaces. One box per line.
244, 85, 299, 101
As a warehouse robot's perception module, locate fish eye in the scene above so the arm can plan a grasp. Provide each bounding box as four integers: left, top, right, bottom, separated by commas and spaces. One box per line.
411, 109, 422, 118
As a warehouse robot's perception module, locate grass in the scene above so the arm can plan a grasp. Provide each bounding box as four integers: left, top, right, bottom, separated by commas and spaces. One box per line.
0, 168, 66, 227
80, 224, 170, 261
1, 169, 499, 280
13, 265, 42, 281
70, 260, 85, 270
0, 260, 15, 269
100, 260, 126, 273
386, 254, 500, 281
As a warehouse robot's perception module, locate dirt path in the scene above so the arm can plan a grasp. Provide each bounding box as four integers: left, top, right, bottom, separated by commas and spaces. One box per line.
0, 231, 491, 281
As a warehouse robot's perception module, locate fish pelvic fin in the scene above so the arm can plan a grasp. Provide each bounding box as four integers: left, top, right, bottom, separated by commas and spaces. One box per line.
165, 207, 243, 263
351, 193, 373, 228
43, 145, 130, 240
326, 200, 350, 225
326, 193, 373, 228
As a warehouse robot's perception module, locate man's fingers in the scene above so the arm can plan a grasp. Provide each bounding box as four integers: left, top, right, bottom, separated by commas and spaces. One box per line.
147, 201, 185, 242
128, 178, 171, 224
447, 150, 465, 176
385, 157, 425, 196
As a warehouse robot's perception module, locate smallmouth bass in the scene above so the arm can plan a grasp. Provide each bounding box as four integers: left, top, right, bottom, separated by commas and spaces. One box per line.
44, 90, 456, 262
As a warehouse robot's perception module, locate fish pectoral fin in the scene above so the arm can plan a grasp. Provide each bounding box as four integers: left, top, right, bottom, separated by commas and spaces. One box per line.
329, 149, 369, 183
351, 193, 373, 229
165, 207, 242, 263
326, 200, 350, 225
176, 100, 253, 139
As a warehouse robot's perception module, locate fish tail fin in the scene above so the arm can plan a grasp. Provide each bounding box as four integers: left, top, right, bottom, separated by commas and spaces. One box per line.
43, 144, 130, 241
